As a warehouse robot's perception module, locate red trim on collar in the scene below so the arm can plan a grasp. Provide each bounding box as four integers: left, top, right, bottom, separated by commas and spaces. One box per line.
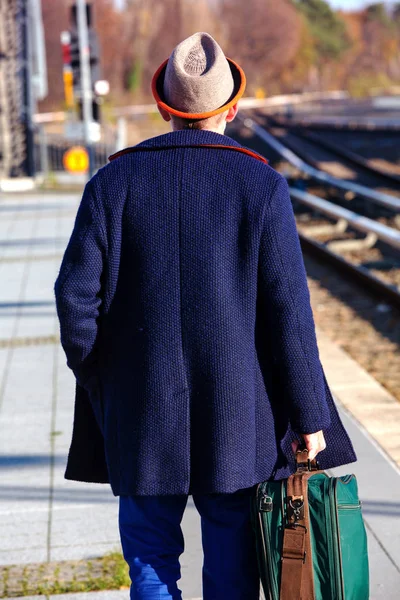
108, 144, 268, 164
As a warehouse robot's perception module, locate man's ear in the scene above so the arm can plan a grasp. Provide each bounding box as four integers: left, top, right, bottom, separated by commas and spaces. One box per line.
225, 103, 239, 123
158, 105, 172, 122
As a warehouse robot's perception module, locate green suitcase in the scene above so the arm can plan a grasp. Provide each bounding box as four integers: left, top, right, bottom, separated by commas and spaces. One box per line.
252, 449, 369, 600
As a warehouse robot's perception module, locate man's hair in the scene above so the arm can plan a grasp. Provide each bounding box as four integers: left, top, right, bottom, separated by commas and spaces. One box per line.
171, 110, 228, 130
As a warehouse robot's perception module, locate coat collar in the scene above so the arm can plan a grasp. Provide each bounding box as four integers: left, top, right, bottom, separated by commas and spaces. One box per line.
109, 129, 267, 164
134, 129, 243, 149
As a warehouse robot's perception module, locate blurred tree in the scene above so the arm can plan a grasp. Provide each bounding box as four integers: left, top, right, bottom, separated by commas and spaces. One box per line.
93, 0, 124, 99
336, 10, 365, 87
127, 60, 143, 94
341, 3, 400, 95
282, 15, 317, 91
182, 0, 220, 40
361, 3, 398, 75
220, 0, 301, 96
365, 2, 392, 26
120, 0, 180, 101
293, 0, 351, 62
40, 0, 124, 108
37, 0, 400, 111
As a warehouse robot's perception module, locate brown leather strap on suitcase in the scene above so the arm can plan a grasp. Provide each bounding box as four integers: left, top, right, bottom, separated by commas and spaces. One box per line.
280, 449, 321, 600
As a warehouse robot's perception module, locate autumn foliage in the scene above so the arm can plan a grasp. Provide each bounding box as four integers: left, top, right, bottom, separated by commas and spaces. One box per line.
38, 0, 400, 111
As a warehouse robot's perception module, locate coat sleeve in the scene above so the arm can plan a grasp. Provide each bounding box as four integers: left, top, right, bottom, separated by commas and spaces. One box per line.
54, 180, 106, 387
258, 174, 331, 434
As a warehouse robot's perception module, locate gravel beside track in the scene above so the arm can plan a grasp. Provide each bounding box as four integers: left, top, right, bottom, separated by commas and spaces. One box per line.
304, 253, 400, 404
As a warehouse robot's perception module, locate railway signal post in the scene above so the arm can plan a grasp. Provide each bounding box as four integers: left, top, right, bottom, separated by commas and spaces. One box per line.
75, 0, 94, 177
66, 1, 102, 178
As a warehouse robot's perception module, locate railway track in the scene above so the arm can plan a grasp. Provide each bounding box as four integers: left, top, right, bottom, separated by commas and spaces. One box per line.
268, 111, 400, 131
272, 119, 400, 182
227, 117, 400, 311
292, 188, 400, 310
256, 113, 400, 198
269, 120, 400, 178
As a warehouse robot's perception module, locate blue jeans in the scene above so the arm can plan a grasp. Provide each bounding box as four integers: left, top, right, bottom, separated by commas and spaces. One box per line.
119, 487, 260, 600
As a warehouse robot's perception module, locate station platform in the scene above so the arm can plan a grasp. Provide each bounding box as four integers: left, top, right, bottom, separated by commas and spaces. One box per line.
0, 191, 399, 599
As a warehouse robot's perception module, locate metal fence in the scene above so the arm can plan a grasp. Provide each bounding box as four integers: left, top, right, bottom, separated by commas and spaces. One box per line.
34, 129, 115, 175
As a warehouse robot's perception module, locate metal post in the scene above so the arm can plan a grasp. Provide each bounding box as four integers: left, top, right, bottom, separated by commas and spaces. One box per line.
31, 0, 48, 101
116, 117, 127, 152
76, 0, 94, 177
38, 124, 49, 179
21, 0, 36, 177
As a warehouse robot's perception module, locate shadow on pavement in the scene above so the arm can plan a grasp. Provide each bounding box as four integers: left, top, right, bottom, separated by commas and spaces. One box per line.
0, 300, 55, 308
0, 455, 65, 468
0, 237, 69, 247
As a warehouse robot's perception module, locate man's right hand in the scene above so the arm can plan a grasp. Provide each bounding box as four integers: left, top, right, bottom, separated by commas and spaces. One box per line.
291, 430, 326, 461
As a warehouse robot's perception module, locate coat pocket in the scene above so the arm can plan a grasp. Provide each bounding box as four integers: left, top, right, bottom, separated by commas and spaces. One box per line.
83, 374, 105, 435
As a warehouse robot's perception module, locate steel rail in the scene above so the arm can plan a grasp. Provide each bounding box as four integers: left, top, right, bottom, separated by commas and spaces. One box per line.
291, 187, 400, 308
299, 234, 400, 310
271, 114, 400, 131
269, 114, 400, 133
265, 116, 400, 188
241, 117, 400, 213
290, 188, 400, 251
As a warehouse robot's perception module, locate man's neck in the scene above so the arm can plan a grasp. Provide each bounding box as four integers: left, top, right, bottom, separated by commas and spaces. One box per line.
171, 126, 227, 135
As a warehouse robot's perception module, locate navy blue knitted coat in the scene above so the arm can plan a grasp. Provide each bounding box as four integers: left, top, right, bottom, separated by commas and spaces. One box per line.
54, 129, 357, 496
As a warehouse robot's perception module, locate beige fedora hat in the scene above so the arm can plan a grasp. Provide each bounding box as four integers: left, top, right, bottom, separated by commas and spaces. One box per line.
151, 32, 246, 120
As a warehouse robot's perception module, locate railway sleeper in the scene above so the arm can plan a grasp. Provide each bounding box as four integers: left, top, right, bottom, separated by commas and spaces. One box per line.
300, 216, 348, 237
326, 231, 378, 253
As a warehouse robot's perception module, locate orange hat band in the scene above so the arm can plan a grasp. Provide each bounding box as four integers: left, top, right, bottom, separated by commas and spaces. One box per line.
152, 57, 246, 120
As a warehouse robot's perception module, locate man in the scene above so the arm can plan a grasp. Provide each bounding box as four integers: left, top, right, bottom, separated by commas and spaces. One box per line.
54, 32, 356, 600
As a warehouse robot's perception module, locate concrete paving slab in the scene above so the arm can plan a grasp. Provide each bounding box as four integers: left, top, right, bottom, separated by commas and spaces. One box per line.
49, 543, 122, 563
0, 548, 48, 566
364, 529, 400, 599
2, 218, 36, 240
50, 508, 120, 548
0, 348, 10, 382
317, 327, 400, 467
1, 222, 38, 260
0, 263, 26, 301
1, 345, 55, 415
0, 220, 14, 240
23, 260, 59, 298
0, 192, 399, 599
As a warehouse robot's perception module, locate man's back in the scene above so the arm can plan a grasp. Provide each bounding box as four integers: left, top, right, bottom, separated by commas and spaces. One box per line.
55, 129, 356, 496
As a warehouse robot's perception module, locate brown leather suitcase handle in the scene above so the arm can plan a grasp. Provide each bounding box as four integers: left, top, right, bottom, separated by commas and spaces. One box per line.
295, 446, 320, 472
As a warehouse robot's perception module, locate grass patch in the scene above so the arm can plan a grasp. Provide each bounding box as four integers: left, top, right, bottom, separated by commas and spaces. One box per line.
0, 552, 130, 597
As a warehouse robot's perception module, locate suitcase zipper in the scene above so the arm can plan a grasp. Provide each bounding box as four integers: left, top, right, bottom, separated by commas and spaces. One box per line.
258, 484, 278, 600
332, 479, 346, 600
256, 484, 272, 600
258, 509, 273, 600
327, 478, 341, 600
